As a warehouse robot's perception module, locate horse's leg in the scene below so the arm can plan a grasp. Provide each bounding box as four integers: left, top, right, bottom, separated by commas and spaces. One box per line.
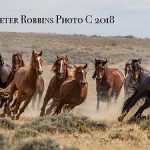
40, 91, 52, 117
46, 100, 57, 115
96, 93, 100, 112
37, 92, 42, 109
31, 92, 37, 110
53, 100, 64, 115
16, 96, 32, 120
1, 84, 16, 117
130, 98, 150, 121
114, 86, 122, 103
11, 92, 25, 119
118, 90, 147, 122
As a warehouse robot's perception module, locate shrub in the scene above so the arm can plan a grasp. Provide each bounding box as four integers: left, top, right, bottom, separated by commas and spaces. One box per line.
109, 129, 137, 141
0, 118, 16, 130
138, 117, 150, 130
14, 128, 39, 140
16, 137, 61, 150
20, 113, 107, 134
63, 146, 80, 150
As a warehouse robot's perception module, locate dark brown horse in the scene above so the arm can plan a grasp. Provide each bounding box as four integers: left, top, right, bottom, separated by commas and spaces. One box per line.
118, 76, 150, 122
0, 54, 12, 88
118, 59, 150, 122
40, 55, 69, 116
2, 51, 43, 120
93, 59, 124, 111
53, 64, 88, 114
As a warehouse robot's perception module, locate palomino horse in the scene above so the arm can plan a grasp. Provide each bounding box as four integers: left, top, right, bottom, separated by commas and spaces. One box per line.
53, 63, 88, 115
0, 54, 12, 88
118, 59, 150, 121
2, 51, 43, 120
93, 59, 124, 111
40, 55, 69, 116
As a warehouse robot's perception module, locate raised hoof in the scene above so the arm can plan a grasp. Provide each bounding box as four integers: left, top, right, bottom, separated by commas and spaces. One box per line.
118, 116, 124, 122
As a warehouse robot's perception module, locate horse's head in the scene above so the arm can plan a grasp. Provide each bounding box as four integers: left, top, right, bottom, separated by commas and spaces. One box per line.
52, 55, 68, 79
0, 53, 4, 66
31, 50, 43, 75
74, 63, 88, 88
12, 52, 25, 72
95, 59, 107, 82
131, 58, 142, 82
124, 62, 132, 77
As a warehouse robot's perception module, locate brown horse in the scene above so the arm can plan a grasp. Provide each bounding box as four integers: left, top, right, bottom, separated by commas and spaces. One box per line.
53, 64, 88, 115
40, 55, 69, 116
2, 51, 43, 120
93, 59, 124, 111
0, 53, 25, 108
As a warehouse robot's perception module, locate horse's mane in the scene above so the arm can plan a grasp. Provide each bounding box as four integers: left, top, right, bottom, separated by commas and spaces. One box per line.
0, 55, 4, 66
12, 53, 25, 66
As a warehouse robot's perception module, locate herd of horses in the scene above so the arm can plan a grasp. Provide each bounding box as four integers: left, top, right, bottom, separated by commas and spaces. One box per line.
0, 51, 150, 121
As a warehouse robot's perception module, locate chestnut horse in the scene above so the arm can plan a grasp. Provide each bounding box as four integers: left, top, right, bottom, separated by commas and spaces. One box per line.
40, 55, 69, 116
2, 51, 43, 120
53, 64, 88, 115
93, 59, 124, 111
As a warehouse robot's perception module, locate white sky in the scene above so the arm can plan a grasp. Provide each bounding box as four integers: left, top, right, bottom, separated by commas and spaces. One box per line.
0, 0, 150, 38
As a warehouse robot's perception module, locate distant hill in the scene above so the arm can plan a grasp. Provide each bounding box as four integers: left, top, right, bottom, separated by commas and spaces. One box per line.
0, 32, 150, 67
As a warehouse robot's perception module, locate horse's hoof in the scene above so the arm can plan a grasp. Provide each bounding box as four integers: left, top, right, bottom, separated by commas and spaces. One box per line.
118, 116, 124, 122
40, 111, 44, 117
15, 115, 20, 120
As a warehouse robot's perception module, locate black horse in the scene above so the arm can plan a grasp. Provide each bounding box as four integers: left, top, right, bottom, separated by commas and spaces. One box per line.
118, 76, 150, 122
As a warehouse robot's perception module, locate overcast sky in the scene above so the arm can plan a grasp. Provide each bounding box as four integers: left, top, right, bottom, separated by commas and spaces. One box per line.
0, 0, 150, 38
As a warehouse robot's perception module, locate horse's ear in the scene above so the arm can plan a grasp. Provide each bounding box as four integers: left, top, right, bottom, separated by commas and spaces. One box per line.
65, 55, 68, 61
21, 52, 23, 55
57, 56, 59, 59
84, 63, 88, 69
103, 59, 107, 65
39, 50, 42, 56
74, 64, 77, 69
32, 50, 35, 56
95, 59, 98, 64
139, 58, 142, 64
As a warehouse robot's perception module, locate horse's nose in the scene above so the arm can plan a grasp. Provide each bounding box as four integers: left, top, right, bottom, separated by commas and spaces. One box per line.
80, 81, 87, 86
37, 70, 43, 75
57, 72, 64, 79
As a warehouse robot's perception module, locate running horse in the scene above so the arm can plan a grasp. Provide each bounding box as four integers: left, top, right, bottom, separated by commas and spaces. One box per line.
53, 64, 88, 114
40, 55, 69, 116
118, 59, 150, 121
0, 54, 12, 88
2, 51, 43, 120
93, 59, 124, 111
0, 53, 25, 108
